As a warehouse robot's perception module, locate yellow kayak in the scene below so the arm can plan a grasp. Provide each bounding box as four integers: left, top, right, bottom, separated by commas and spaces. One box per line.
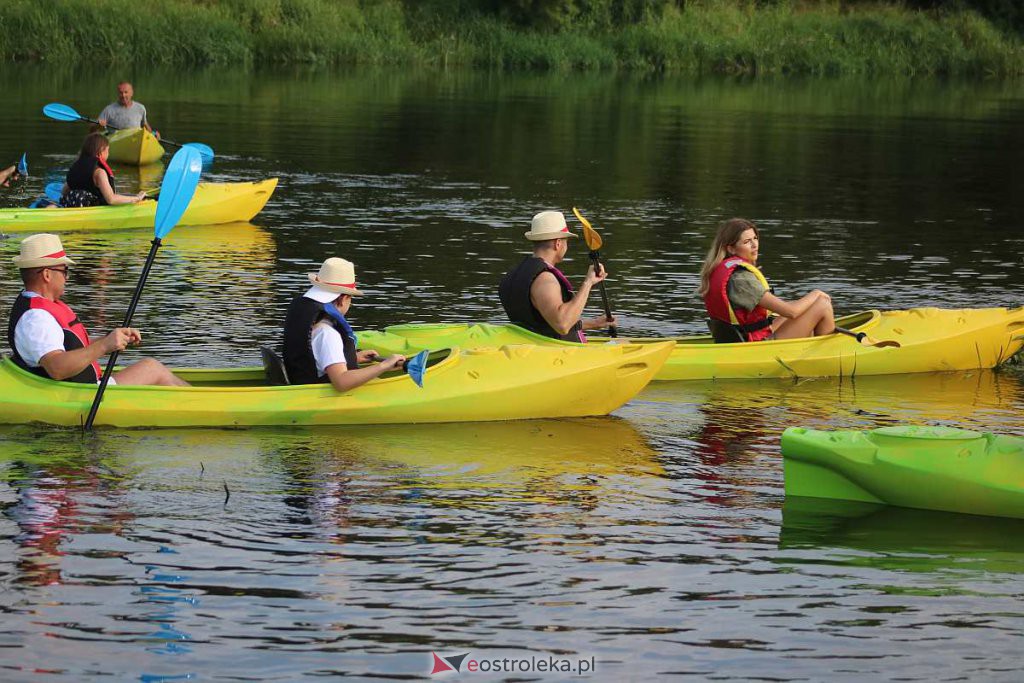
105, 127, 166, 165
360, 307, 1024, 381
0, 179, 277, 232
0, 342, 672, 428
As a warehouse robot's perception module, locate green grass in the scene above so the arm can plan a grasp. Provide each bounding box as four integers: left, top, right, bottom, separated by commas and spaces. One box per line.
0, 0, 1020, 76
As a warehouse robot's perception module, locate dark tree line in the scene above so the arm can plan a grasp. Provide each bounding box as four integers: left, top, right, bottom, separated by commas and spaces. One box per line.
411, 0, 1022, 33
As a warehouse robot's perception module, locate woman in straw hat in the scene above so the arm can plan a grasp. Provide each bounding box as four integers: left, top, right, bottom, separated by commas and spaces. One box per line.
498, 210, 616, 342
698, 218, 835, 342
281, 257, 406, 391
8, 233, 188, 386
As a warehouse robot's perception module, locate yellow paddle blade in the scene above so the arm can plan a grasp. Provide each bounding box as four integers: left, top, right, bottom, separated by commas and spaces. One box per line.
572, 206, 603, 251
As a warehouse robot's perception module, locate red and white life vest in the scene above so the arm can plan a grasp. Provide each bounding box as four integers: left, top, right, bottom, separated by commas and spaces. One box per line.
703, 257, 774, 342
7, 293, 101, 383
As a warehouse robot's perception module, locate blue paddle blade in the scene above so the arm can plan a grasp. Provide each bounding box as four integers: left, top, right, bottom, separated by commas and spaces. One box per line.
44, 181, 63, 202
154, 146, 203, 239
17, 153, 27, 176
43, 102, 83, 122
183, 142, 215, 164
406, 350, 428, 388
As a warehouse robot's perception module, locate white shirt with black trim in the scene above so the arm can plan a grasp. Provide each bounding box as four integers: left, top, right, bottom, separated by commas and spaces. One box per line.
310, 321, 347, 377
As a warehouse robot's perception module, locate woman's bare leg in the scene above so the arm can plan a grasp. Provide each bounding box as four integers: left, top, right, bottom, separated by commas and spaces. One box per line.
773, 297, 835, 340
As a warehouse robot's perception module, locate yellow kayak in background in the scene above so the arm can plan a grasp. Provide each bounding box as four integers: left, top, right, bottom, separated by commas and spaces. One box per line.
360, 307, 1024, 381
105, 127, 166, 165
0, 179, 278, 232
0, 341, 673, 428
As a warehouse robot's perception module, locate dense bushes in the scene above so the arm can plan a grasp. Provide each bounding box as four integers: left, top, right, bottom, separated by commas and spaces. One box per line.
0, 0, 1019, 75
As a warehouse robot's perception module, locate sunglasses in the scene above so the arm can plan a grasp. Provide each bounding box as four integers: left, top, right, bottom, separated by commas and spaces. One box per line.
42, 266, 70, 277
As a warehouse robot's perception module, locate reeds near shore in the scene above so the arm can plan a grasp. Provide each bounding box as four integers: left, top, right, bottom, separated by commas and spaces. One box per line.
0, 0, 1019, 76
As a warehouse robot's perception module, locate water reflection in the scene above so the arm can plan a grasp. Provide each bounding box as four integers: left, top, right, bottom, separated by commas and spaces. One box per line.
780, 497, 1024, 577
636, 367, 1024, 440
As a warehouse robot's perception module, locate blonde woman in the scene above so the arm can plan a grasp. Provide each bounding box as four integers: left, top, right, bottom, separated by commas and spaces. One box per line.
698, 218, 834, 342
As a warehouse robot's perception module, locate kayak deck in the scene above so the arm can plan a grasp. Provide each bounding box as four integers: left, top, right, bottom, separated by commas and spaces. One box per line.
360, 307, 1024, 381
0, 179, 278, 232
782, 426, 1024, 519
105, 127, 166, 165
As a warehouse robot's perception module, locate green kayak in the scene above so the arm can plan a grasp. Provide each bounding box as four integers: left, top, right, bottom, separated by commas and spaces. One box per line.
781, 426, 1024, 519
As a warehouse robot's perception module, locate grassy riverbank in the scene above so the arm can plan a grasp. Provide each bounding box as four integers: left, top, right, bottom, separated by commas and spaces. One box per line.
0, 0, 1021, 76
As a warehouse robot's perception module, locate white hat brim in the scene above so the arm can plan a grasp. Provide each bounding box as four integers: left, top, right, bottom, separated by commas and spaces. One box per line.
307, 272, 363, 296
525, 230, 578, 241
304, 285, 343, 304
12, 254, 76, 268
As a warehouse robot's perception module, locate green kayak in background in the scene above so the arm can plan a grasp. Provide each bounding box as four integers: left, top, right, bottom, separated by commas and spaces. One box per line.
781, 425, 1024, 519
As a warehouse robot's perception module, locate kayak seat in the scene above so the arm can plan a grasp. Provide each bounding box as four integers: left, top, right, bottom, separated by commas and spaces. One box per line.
707, 319, 745, 344
260, 347, 291, 386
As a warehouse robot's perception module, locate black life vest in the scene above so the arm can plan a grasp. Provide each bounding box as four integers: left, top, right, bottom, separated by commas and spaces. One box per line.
281, 295, 358, 385
63, 155, 116, 206
7, 292, 101, 383
498, 256, 585, 343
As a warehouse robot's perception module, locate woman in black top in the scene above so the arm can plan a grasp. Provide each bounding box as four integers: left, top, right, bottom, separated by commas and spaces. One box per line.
60, 133, 147, 208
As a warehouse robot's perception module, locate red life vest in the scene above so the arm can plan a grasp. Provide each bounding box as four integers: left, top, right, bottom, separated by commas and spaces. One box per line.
703, 257, 774, 342
7, 293, 101, 383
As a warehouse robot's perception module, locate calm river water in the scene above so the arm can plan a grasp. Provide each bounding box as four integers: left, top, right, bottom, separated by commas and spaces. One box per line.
0, 65, 1022, 681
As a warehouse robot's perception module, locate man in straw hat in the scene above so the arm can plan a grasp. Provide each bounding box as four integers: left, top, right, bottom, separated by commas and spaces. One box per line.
281, 257, 406, 391
498, 210, 616, 342
7, 234, 188, 386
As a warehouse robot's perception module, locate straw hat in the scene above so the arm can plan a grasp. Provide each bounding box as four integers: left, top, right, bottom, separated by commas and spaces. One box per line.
524, 211, 577, 241
12, 233, 76, 269
305, 257, 364, 303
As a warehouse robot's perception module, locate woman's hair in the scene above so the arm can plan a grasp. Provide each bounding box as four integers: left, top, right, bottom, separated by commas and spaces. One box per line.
79, 132, 110, 159
697, 218, 759, 297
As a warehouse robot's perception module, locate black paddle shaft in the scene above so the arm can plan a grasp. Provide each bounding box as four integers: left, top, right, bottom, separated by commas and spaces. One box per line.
84, 238, 163, 430
834, 326, 866, 342
588, 249, 617, 338
79, 114, 194, 153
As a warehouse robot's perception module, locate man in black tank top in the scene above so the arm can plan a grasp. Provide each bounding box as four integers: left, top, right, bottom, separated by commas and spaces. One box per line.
498, 211, 616, 342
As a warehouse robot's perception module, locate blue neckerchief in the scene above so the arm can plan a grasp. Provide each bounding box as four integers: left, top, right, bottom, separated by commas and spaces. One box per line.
323, 303, 358, 347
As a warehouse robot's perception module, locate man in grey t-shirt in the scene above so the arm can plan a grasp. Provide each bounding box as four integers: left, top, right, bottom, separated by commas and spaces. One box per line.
97, 81, 159, 138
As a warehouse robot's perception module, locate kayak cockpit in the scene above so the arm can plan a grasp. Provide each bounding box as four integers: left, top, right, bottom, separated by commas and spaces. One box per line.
178, 348, 454, 387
